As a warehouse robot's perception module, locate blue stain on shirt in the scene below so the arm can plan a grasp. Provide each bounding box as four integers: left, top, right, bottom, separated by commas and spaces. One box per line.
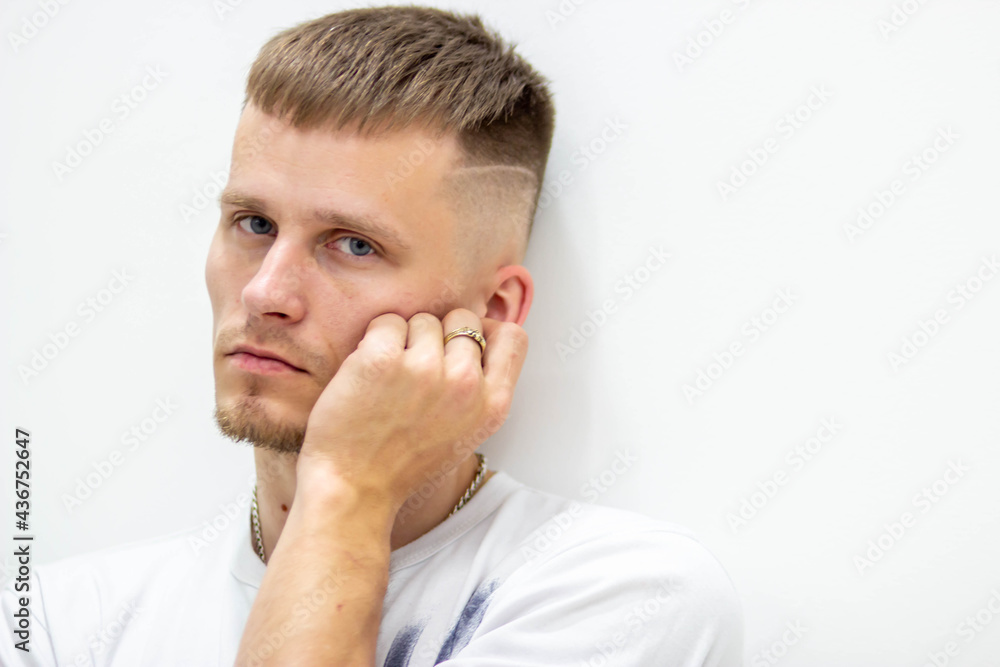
434, 578, 500, 663
381, 578, 500, 667
384, 622, 425, 667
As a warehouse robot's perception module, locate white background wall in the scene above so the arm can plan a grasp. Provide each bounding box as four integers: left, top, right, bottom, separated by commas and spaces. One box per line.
2, 1, 999, 665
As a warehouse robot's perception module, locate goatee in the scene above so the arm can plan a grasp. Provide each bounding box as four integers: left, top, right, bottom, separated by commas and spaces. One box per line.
214, 393, 304, 455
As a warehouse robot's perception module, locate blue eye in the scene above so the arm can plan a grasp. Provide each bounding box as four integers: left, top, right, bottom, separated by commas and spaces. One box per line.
233, 214, 377, 259
237, 215, 274, 235
334, 237, 376, 257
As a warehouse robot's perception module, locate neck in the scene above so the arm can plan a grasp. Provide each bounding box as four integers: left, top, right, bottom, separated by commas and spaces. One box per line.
252, 449, 493, 562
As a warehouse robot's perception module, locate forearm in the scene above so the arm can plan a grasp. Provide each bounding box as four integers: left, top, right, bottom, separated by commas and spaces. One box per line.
235, 477, 395, 667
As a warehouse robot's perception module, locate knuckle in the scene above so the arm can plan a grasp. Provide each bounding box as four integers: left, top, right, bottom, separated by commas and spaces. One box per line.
408, 312, 439, 327
446, 360, 482, 393
502, 322, 529, 350
405, 349, 440, 376
355, 355, 384, 380
383, 341, 405, 361
361, 340, 402, 369
486, 393, 511, 424
369, 312, 406, 330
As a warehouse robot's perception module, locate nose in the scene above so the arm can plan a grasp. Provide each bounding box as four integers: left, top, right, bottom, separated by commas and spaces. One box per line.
241, 240, 310, 322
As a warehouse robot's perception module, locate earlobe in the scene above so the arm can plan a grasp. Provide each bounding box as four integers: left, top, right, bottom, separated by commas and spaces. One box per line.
484, 265, 533, 326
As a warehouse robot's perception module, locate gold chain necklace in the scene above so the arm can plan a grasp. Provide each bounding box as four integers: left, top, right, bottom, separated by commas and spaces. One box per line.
249, 453, 488, 564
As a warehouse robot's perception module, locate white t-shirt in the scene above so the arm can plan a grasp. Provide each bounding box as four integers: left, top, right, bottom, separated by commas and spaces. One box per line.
1, 471, 743, 666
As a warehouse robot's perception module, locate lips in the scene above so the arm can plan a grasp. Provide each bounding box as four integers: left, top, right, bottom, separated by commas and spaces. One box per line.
227, 344, 306, 372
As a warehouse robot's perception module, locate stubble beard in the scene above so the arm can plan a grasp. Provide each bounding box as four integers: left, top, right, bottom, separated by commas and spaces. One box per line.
213, 376, 304, 455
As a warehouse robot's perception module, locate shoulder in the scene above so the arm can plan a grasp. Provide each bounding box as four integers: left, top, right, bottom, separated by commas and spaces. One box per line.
510, 486, 740, 612
9, 521, 233, 625
0, 523, 223, 666
468, 481, 744, 665
496, 480, 736, 581
32, 523, 212, 590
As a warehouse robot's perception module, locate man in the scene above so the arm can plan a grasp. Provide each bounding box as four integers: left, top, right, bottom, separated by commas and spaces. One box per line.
2, 6, 742, 665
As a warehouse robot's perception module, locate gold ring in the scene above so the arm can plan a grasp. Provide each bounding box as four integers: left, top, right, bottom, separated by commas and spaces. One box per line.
443, 327, 486, 354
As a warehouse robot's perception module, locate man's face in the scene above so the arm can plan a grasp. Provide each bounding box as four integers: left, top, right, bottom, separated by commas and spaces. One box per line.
205, 103, 480, 453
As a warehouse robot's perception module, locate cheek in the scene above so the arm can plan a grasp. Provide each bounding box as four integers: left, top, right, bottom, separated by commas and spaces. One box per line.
205, 256, 229, 307
204, 243, 224, 310
318, 294, 414, 360
205, 251, 250, 319
206, 228, 256, 292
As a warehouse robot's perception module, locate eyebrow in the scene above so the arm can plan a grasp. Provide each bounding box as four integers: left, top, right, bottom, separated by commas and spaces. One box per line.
219, 190, 412, 252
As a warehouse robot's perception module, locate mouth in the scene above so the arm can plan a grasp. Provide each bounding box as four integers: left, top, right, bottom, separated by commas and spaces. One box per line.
226, 345, 307, 375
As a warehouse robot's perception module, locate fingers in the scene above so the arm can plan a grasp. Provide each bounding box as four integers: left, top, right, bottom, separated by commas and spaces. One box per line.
359, 312, 408, 358
480, 317, 529, 405
364, 310, 484, 367
363, 310, 525, 414
357, 309, 526, 446
441, 308, 485, 363
405, 312, 444, 361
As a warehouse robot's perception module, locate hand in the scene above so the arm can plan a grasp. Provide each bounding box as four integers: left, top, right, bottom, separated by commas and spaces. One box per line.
294, 308, 528, 513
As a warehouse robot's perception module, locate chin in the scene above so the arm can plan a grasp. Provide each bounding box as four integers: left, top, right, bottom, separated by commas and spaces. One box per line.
213, 391, 307, 455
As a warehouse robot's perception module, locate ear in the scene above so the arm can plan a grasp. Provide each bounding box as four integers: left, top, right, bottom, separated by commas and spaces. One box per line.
481, 265, 533, 326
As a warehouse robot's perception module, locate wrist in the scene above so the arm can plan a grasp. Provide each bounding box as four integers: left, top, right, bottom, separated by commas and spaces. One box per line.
293, 462, 399, 532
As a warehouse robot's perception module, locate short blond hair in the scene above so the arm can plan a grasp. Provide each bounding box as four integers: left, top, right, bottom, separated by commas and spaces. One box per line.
244, 5, 556, 246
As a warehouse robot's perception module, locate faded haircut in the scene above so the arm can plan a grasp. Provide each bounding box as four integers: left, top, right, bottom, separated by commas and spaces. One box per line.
243, 5, 556, 261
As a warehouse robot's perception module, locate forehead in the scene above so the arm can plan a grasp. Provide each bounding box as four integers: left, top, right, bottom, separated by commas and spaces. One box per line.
232, 104, 461, 172
228, 104, 466, 247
